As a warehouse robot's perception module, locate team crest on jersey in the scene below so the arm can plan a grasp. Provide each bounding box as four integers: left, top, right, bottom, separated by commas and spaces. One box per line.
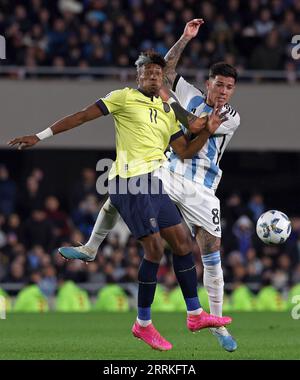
149, 218, 157, 228
163, 102, 171, 113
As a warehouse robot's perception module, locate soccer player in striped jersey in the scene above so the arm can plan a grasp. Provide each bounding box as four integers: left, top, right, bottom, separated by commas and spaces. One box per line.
161, 19, 240, 352
8, 50, 232, 351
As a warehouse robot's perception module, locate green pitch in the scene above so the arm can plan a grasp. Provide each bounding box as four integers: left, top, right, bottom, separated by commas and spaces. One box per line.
0, 312, 299, 360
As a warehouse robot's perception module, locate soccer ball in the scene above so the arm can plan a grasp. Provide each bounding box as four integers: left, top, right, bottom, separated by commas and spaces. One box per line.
256, 210, 291, 244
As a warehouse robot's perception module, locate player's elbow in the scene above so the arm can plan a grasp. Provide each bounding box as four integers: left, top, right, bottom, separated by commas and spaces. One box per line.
76, 110, 89, 124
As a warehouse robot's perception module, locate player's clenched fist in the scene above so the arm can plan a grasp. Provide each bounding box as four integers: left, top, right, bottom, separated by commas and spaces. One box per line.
183, 18, 204, 40
7, 135, 40, 150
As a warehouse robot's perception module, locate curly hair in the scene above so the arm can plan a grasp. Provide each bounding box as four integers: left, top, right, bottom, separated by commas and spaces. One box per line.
135, 50, 166, 69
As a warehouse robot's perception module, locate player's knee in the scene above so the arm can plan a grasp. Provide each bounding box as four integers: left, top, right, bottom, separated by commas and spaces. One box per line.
196, 229, 221, 254
142, 236, 164, 263
170, 237, 190, 256
172, 230, 193, 256
173, 241, 192, 256
104, 198, 117, 214
208, 237, 220, 253
144, 250, 163, 263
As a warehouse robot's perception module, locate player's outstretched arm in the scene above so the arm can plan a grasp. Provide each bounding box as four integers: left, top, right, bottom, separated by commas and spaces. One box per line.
7, 104, 102, 150
164, 18, 204, 87
170, 103, 228, 160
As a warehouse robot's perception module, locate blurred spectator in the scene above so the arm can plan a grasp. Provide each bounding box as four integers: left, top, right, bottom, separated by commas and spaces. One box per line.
103, 260, 115, 283
69, 228, 85, 246
254, 7, 275, 36
285, 61, 297, 84
58, 0, 83, 14
120, 264, 139, 283
27, 245, 47, 271
0, 165, 17, 216
111, 248, 126, 281
232, 263, 248, 284
0, 214, 7, 249
292, 264, 300, 284
232, 215, 255, 263
22, 209, 54, 250
271, 254, 291, 290
248, 192, 265, 222
39, 264, 57, 297
70, 168, 99, 208
17, 175, 45, 218
86, 261, 105, 283
64, 260, 88, 282
3, 259, 27, 283
71, 194, 100, 238
286, 217, 300, 266
5, 214, 22, 242
45, 196, 71, 242
223, 192, 248, 227
245, 247, 263, 283
250, 29, 284, 70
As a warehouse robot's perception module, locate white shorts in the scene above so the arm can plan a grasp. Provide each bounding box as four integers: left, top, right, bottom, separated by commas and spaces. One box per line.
154, 166, 221, 237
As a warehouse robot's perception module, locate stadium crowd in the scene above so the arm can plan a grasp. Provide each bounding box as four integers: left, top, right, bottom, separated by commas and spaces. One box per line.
1, 0, 300, 75
0, 163, 300, 299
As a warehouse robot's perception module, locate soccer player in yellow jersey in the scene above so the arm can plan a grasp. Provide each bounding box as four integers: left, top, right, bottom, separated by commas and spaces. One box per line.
8, 51, 232, 351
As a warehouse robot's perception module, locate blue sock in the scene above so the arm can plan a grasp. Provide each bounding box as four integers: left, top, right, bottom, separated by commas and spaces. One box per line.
173, 253, 201, 311
137, 258, 159, 321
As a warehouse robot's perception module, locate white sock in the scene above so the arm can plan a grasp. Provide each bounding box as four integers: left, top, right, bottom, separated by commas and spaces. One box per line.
85, 198, 120, 252
202, 258, 224, 317
137, 318, 152, 327
187, 307, 203, 316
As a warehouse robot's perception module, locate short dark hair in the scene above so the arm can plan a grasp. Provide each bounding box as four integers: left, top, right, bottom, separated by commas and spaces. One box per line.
209, 62, 238, 82
135, 50, 166, 69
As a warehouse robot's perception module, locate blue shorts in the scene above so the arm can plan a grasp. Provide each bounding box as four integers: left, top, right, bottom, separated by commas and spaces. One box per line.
109, 173, 182, 239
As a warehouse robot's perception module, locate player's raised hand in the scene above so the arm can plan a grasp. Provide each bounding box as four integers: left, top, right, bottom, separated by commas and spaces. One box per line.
206, 103, 228, 134
7, 135, 40, 150
183, 19, 204, 40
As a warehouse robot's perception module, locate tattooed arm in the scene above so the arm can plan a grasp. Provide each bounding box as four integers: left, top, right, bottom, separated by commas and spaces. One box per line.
171, 100, 228, 136
164, 18, 204, 87
170, 103, 228, 160
159, 85, 207, 133
169, 100, 207, 133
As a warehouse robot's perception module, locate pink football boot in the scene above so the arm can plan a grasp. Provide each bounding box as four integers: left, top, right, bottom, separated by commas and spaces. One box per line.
132, 321, 173, 351
187, 311, 232, 332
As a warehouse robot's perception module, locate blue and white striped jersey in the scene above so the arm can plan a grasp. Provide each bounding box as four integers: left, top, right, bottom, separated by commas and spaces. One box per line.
165, 75, 240, 192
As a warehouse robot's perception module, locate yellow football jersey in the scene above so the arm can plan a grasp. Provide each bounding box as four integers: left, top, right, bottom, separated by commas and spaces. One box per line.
96, 87, 182, 179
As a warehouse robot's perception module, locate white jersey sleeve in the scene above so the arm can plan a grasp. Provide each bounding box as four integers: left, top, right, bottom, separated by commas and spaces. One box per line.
172, 75, 205, 109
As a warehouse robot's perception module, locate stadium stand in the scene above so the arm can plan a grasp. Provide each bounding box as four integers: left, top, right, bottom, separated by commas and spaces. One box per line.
0, 0, 300, 78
